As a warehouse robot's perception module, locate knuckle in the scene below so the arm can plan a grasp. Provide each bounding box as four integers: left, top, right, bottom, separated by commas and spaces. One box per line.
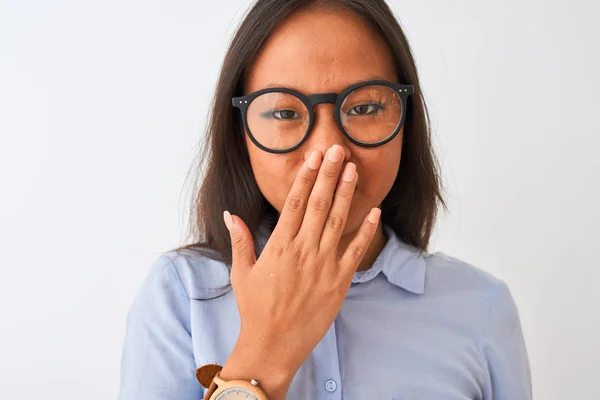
230, 234, 248, 252
291, 241, 311, 267
349, 244, 365, 261
360, 227, 372, 242
297, 173, 314, 186
270, 239, 286, 258
326, 212, 345, 231
309, 196, 330, 212
335, 187, 353, 199
286, 194, 305, 213
322, 167, 338, 179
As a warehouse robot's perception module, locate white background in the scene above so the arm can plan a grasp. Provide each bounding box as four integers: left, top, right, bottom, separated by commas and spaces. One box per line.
1, 0, 598, 399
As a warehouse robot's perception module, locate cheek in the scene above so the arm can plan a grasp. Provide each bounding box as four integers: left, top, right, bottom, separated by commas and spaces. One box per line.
356, 142, 402, 197
359, 160, 397, 192
248, 150, 300, 210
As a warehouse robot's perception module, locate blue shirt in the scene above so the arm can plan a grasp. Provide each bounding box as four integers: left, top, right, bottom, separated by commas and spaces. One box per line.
118, 221, 532, 399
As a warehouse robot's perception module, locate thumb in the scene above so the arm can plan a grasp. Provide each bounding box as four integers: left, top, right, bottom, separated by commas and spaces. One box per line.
223, 210, 256, 279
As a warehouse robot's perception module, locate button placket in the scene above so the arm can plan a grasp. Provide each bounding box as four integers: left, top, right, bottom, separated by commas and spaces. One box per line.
312, 320, 343, 399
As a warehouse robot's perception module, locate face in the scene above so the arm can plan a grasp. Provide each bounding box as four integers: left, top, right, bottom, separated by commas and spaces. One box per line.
243, 7, 403, 237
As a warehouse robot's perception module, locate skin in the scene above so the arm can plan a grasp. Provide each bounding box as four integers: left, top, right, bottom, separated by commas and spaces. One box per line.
242, 6, 404, 273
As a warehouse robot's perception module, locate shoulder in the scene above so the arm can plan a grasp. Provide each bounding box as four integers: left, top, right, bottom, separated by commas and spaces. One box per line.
424, 250, 511, 301
420, 252, 531, 395
148, 248, 232, 300
421, 251, 519, 331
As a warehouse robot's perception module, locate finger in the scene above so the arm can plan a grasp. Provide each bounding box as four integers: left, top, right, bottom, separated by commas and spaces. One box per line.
272, 150, 323, 241
319, 161, 357, 251
224, 212, 256, 282
339, 208, 381, 272
298, 144, 345, 244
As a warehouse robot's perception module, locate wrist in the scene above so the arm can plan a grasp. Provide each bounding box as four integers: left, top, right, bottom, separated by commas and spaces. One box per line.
236, 331, 300, 375
219, 342, 296, 400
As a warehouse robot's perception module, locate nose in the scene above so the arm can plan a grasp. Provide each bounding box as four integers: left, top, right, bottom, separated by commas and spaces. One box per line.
303, 104, 351, 163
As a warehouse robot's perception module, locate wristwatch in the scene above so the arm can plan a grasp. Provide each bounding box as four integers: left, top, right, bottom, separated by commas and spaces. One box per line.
196, 363, 270, 400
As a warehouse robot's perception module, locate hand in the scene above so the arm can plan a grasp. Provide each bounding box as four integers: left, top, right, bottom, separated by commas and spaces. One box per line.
223, 144, 381, 376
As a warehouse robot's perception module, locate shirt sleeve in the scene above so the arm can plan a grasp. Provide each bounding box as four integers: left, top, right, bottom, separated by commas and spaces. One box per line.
118, 255, 204, 400
481, 280, 532, 400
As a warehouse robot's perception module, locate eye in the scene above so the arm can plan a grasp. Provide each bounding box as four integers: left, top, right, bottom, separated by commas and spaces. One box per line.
274, 110, 300, 120
347, 103, 384, 116
260, 110, 301, 120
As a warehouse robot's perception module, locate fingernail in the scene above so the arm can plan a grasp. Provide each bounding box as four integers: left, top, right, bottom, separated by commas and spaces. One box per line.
342, 163, 356, 182
307, 150, 321, 170
223, 210, 234, 230
368, 208, 381, 224
327, 145, 343, 162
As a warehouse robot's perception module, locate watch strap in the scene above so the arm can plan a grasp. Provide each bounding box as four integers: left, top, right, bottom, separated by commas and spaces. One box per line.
196, 363, 223, 389
196, 363, 269, 400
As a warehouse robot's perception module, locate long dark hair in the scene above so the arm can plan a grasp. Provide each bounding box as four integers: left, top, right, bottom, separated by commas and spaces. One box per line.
172, 0, 446, 268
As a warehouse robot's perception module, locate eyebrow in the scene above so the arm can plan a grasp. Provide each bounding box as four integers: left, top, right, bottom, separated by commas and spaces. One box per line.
263, 76, 392, 95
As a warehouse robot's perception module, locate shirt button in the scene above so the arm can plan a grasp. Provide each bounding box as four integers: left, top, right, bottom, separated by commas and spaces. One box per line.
325, 379, 337, 392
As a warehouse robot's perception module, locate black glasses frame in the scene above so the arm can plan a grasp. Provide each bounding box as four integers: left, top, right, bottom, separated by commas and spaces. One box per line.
232, 79, 415, 154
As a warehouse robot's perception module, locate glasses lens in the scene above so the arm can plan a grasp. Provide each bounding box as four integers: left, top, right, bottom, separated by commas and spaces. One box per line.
247, 92, 309, 151
340, 85, 402, 144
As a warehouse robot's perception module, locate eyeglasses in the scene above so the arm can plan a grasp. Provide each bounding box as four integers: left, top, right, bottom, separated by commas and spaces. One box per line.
232, 79, 414, 154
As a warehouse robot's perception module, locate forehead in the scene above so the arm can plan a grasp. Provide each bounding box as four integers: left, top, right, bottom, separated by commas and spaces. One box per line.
243, 7, 397, 95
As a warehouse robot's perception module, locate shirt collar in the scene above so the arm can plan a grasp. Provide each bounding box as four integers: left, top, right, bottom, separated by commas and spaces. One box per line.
255, 220, 426, 295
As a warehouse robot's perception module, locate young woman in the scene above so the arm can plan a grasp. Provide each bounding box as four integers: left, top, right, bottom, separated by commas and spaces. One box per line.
118, 1, 531, 399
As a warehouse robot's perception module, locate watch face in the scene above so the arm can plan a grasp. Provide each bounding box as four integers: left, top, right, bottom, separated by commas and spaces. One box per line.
215, 388, 259, 400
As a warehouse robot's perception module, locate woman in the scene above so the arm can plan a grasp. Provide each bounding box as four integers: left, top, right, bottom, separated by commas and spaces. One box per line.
118, 0, 532, 399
